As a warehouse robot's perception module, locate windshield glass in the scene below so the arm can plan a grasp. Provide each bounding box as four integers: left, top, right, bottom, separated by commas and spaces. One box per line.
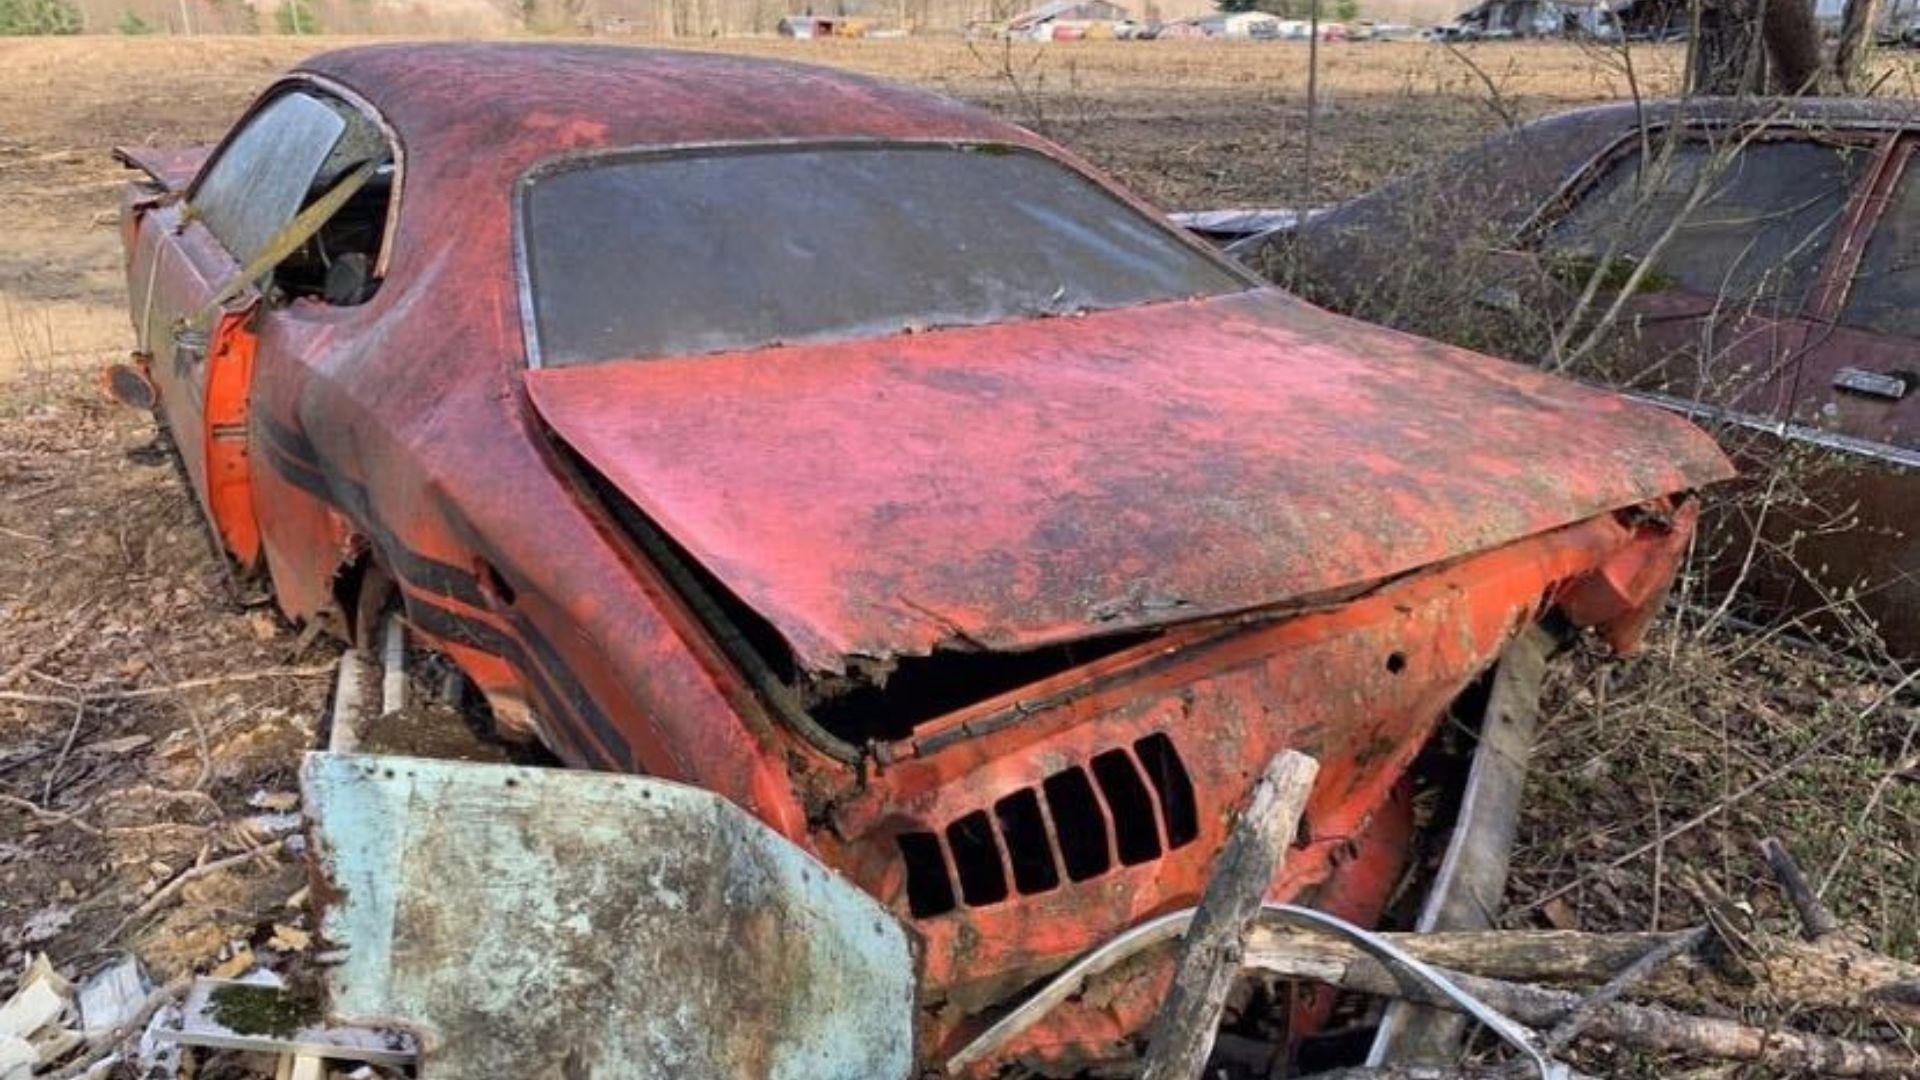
521, 143, 1245, 365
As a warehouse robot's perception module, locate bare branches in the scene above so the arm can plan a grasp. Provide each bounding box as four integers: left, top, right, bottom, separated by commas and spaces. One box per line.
1760, 837, 1841, 940
0, 662, 338, 708
108, 837, 289, 941
0, 790, 103, 836
1538, 925, 1712, 1053
1442, 42, 1521, 130
1249, 939, 1919, 1075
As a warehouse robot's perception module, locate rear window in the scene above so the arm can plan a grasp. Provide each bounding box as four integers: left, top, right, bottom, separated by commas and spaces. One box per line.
520, 143, 1245, 366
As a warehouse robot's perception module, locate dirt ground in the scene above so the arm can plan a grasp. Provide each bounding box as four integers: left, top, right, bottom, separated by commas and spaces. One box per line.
0, 33, 1915, 1077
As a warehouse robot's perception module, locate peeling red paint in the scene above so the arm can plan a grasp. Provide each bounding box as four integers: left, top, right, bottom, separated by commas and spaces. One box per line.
529, 288, 1731, 675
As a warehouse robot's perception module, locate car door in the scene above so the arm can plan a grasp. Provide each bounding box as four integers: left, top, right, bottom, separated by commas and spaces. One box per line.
1530, 130, 1878, 427
1776, 132, 1920, 655
131, 91, 349, 541
1794, 134, 1920, 454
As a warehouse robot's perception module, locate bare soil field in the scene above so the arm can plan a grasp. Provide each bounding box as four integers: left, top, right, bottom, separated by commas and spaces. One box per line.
0, 34, 1915, 1077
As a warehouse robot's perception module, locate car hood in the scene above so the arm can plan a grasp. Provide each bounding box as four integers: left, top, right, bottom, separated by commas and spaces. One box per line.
525, 288, 1732, 676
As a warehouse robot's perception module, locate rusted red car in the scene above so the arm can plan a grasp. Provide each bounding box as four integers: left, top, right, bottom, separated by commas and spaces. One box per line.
110, 45, 1730, 1072
1237, 100, 1919, 660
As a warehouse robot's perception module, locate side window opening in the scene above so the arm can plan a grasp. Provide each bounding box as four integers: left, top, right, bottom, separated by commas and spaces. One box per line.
275, 101, 395, 307
1541, 134, 1871, 313
190, 87, 396, 309
1839, 145, 1920, 341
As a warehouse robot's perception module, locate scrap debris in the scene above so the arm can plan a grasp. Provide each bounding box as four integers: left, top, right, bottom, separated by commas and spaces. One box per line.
0, 955, 73, 1079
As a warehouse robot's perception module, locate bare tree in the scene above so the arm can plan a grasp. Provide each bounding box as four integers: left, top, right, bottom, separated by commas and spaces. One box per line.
1691, 0, 1884, 95
1834, 0, 1882, 89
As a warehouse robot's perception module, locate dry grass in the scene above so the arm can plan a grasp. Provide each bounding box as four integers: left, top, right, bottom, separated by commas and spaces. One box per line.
0, 33, 1915, 1077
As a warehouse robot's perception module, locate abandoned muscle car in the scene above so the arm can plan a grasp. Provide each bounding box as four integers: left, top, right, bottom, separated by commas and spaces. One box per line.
1234, 100, 1920, 662
108, 44, 1732, 1072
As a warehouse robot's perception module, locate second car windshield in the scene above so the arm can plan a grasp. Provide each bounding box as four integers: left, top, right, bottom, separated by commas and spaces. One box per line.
520, 143, 1246, 366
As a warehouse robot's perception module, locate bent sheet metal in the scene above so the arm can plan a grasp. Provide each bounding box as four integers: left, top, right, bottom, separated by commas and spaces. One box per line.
301, 752, 917, 1078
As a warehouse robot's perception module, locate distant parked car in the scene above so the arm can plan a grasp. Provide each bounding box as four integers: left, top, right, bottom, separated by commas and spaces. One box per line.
1213, 99, 1920, 658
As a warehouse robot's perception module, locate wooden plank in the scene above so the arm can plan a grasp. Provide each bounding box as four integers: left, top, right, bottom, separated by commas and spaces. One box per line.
1370, 624, 1550, 1064
1140, 751, 1319, 1080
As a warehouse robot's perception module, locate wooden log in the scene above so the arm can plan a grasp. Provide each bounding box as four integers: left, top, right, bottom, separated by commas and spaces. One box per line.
1246, 927, 1692, 985
1140, 751, 1318, 1080
1539, 926, 1710, 1052
1246, 945, 1919, 1076
1243, 925, 1920, 1027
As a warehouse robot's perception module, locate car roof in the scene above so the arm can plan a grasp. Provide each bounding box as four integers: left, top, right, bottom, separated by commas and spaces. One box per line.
1293, 96, 1916, 287
296, 43, 1037, 179
1320, 96, 1916, 236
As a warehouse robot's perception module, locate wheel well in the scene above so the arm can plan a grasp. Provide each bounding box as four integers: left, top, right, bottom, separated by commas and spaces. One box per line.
331, 549, 396, 649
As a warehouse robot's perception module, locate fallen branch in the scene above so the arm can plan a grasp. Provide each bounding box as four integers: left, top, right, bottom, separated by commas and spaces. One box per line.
1245, 925, 1920, 1027
0, 791, 103, 836
1248, 945, 1919, 1076
1760, 837, 1840, 941
1538, 925, 1710, 1052
109, 838, 289, 941
42, 697, 86, 802
0, 663, 338, 708
1245, 926, 1690, 984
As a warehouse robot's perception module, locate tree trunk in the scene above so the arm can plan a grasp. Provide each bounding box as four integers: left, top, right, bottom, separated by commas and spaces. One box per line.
1689, 0, 1842, 95
1688, 0, 1766, 95
1763, 0, 1828, 91
1834, 0, 1882, 89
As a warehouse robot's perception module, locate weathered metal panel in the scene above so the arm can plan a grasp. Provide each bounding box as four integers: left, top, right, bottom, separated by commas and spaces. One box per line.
527, 288, 1732, 675
112, 143, 213, 192
302, 753, 916, 1079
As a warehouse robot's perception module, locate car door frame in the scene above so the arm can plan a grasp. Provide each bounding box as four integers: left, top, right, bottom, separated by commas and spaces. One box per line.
1510, 119, 1893, 430
1531, 118, 1920, 656
132, 75, 402, 573
1788, 130, 1920, 464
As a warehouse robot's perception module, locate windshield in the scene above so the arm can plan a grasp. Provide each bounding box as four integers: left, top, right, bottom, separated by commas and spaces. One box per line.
520, 143, 1246, 366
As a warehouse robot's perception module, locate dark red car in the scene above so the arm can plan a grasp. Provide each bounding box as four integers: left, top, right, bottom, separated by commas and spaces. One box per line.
1242, 100, 1919, 660
111, 45, 1729, 1072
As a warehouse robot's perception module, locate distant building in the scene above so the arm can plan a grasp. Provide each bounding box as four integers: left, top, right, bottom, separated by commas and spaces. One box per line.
1005, 0, 1132, 37
1190, 10, 1281, 35
1453, 0, 1613, 36
777, 14, 874, 35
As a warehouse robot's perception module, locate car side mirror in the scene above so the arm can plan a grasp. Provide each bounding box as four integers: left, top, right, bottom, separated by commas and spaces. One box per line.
102, 359, 157, 410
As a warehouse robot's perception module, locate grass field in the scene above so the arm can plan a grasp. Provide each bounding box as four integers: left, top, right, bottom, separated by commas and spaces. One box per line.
0, 34, 1915, 1077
